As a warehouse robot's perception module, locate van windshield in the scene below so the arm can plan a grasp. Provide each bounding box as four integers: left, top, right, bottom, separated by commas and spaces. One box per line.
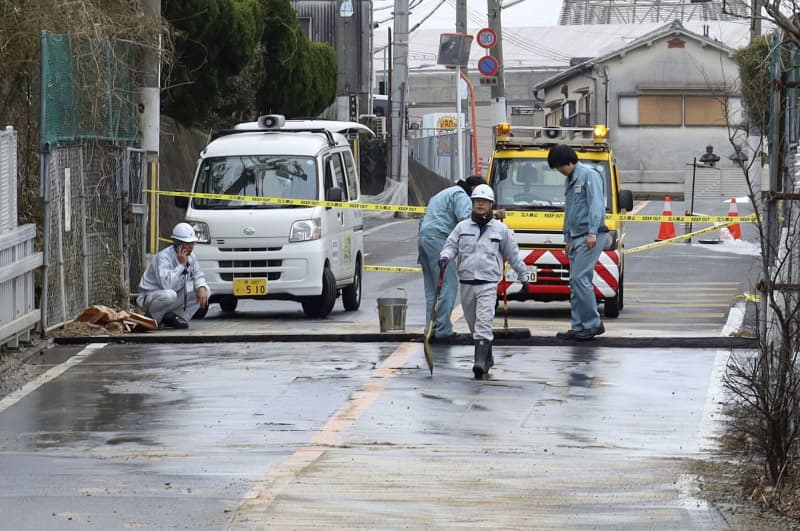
490, 158, 611, 211
192, 156, 318, 209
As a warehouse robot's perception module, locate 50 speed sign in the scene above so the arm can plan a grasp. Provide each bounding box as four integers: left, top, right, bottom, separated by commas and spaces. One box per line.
476, 28, 497, 49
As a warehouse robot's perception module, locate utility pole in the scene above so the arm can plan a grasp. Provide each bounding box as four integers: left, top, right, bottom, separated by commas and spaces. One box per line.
456, 0, 466, 181
487, 0, 506, 125
749, 0, 761, 42
140, 0, 160, 254
335, 0, 363, 120
390, 0, 409, 193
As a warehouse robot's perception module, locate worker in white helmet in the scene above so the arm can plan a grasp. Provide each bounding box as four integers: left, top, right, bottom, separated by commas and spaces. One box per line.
136, 222, 210, 329
439, 184, 529, 379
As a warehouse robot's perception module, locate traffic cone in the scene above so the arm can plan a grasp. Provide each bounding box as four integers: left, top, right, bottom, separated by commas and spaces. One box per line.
656, 195, 677, 241
728, 197, 741, 240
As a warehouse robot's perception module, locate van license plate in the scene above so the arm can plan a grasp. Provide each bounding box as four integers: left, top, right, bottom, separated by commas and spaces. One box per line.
233, 278, 267, 296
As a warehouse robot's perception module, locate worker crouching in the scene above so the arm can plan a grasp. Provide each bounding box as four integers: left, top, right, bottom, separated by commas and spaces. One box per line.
137, 223, 210, 329
439, 185, 530, 379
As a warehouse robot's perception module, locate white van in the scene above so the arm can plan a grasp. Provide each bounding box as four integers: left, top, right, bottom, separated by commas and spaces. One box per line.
176, 115, 373, 318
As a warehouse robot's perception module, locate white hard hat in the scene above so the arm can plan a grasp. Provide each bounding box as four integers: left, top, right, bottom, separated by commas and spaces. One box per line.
471, 184, 495, 203
171, 222, 198, 243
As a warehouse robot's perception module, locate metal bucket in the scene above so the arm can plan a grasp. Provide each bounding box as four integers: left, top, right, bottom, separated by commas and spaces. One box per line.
377, 288, 407, 332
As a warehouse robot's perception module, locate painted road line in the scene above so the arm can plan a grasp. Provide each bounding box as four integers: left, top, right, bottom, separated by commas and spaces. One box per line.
228, 342, 419, 526
0, 343, 106, 414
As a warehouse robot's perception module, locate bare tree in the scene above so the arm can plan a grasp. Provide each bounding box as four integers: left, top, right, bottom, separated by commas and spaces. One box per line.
719, 2, 800, 505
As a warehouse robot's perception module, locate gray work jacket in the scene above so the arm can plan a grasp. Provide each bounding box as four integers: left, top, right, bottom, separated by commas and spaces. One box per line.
440, 218, 529, 283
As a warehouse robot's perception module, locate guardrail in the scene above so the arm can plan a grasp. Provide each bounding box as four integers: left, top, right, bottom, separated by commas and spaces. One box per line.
1, 126, 42, 350
0, 224, 42, 349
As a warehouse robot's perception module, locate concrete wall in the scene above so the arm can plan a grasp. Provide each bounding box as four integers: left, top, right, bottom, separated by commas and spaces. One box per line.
541, 33, 751, 198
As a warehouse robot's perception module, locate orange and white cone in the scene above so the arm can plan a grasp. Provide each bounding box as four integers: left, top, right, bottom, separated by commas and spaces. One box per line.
727, 197, 741, 240
656, 195, 677, 241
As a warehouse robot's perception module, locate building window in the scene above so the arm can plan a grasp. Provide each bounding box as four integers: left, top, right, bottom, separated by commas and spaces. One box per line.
618, 95, 741, 126
545, 107, 563, 126
684, 96, 727, 126
299, 17, 312, 40
638, 96, 682, 125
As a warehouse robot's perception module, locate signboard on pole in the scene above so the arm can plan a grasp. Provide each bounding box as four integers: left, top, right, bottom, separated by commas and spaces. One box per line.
476, 28, 497, 49
437, 33, 474, 67
478, 55, 500, 77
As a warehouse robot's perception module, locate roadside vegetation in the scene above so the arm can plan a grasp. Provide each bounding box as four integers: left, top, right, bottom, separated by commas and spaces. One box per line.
698, 3, 800, 524
0, 0, 337, 230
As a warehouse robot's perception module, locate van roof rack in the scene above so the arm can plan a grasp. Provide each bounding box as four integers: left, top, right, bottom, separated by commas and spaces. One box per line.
209, 127, 337, 146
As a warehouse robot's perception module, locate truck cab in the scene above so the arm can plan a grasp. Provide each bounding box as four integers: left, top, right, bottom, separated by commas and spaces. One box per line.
176, 115, 372, 318
487, 124, 633, 317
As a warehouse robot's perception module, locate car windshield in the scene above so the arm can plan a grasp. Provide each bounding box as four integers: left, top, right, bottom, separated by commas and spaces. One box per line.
490, 158, 611, 211
192, 155, 318, 209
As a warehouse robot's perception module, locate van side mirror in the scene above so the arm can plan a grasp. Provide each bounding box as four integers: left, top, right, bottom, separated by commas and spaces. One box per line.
175, 195, 189, 209
618, 189, 633, 212
325, 187, 344, 203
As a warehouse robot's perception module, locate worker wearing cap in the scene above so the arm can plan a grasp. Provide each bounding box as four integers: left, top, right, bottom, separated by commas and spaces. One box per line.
439, 184, 529, 379
418, 175, 486, 340
137, 222, 210, 329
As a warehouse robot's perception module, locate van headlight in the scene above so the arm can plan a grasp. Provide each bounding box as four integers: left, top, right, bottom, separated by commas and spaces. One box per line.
190, 221, 210, 243
289, 218, 322, 242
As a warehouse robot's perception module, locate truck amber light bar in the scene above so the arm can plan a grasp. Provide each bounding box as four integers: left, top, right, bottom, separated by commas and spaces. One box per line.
494, 124, 610, 148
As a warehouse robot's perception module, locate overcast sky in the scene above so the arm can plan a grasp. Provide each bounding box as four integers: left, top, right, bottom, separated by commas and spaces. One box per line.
373, 0, 563, 31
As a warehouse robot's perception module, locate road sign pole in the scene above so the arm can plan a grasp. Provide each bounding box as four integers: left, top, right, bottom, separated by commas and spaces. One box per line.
456, 67, 463, 181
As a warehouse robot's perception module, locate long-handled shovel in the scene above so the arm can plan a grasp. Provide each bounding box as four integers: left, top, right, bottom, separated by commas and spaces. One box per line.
422, 264, 446, 375
503, 272, 509, 332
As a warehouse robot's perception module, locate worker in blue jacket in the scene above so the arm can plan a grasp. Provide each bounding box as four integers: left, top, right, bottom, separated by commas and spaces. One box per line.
418, 175, 485, 340
548, 144, 608, 341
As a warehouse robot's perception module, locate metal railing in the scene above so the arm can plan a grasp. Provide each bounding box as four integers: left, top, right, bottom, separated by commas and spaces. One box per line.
0, 126, 42, 349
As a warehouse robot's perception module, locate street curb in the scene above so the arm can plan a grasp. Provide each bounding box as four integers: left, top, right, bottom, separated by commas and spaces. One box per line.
50, 333, 758, 349
0, 337, 54, 377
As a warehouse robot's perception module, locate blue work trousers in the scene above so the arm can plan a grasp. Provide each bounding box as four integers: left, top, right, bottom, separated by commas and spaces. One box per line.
567, 233, 608, 331
419, 234, 459, 337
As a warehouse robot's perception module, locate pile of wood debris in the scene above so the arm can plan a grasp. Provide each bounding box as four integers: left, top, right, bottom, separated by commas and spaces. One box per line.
50, 305, 159, 337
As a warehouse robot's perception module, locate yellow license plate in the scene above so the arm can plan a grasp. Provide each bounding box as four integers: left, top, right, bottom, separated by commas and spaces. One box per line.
233, 278, 267, 296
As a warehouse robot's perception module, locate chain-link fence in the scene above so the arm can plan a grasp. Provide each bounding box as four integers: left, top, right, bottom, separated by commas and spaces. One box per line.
41, 143, 145, 330
39, 31, 145, 330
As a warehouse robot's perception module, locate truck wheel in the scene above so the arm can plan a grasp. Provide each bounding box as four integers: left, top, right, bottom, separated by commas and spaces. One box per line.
342, 259, 362, 311
603, 279, 622, 318
220, 296, 238, 313
302, 266, 337, 318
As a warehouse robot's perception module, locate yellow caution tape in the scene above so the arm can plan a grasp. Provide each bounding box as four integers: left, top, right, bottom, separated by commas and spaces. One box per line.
623, 222, 732, 254
364, 265, 422, 273
146, 189, 426, 214
737, 292, 761, 302
145, 189, 755, 223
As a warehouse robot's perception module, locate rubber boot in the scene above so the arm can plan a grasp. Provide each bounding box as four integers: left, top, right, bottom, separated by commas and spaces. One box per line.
473, 339, 491, 380
487, 344, 494, 371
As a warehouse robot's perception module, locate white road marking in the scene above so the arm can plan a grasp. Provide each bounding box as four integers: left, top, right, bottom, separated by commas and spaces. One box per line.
0, 343, 106, 414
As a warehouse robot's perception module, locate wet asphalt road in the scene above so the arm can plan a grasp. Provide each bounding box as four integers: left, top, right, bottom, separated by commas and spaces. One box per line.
0, 198, 761, 529
0, 341, 730, 529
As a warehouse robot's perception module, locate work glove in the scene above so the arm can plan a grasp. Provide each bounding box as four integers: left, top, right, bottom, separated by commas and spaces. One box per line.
519, 281, 530, 298
494, 208, 507, 221
438, 256, 449, 269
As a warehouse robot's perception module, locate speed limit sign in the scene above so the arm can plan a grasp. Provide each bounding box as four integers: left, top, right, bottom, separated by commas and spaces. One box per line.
476, 28, 497, 49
